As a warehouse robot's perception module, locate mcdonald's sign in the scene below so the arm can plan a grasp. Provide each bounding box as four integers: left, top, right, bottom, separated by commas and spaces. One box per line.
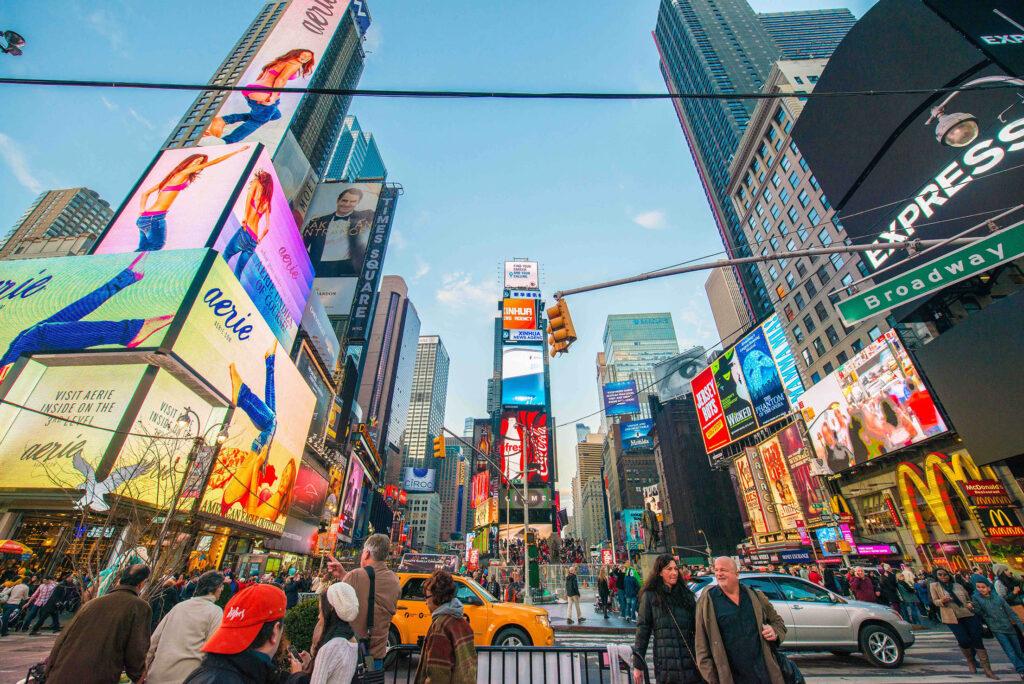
896, 450, 998, 545
982, 507, 1024, 538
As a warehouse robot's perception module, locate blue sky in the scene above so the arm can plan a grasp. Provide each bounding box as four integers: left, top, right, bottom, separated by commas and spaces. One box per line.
0, 0, 874, 503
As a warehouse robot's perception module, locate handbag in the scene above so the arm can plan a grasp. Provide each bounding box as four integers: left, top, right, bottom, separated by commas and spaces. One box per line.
982, 622, 995, 640
352, 566, 385, 684
771, 645, 806, 684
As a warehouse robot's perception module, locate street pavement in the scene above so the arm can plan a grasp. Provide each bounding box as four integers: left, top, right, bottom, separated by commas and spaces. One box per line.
0, 630, 56, 683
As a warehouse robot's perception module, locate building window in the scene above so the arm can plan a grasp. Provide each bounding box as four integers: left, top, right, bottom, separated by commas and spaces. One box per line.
816, 264, 830, 284
756, 202, 765, 216
803, 314, 816, 333
797, 225, 810, 241
837, 350, 849, 364
802, 348, 815, 366
813, 338, 827, 356
799, 157, 809, 172
841, 273, 854, 287
779, 187, 790, 204
755, 232, 764, 245
818, 227, 832, 245
772, 172, 782, 188
814, 301, 829, 323
851, 338, 864, 353
857, 260, 871, 277
805, 279, 817, 298
811, 371, 821, 383
768, 265, 779, 281
829, 253, 844, 270
795, 261, 807, 277
770, 204, 781, 219
794, 292, 806, 310
868, 326, 882, 341
823, 361, 834, 374
778, 221, 789, 236
785, 272, 796, 289
763, 187, 773, 202
788, 207, 799, 223
774, 107, 786, 125
780, 156, 791, 172
825, 325, 840, 345
769, 236, 780, 250
798, 190, 811, 207
793, 324, 804, 343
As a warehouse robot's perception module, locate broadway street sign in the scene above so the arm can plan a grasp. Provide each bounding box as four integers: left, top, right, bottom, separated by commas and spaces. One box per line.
836, 220, 1024, 326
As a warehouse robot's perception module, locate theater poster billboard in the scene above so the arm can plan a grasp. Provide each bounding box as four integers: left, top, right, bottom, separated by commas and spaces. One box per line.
796, 330, 948, 475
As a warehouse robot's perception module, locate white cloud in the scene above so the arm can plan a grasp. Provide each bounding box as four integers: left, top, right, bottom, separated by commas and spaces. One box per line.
413, 257, 430, 281
127, 107, 155, 131
86, 8, 128, 54
0, 132, 44, 194
100, 96, 118, 112
390, 229, 408, 250
633, 210, 668, 230
436, 272, 495, 310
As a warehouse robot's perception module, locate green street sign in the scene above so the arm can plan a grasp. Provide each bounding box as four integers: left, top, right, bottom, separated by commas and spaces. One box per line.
836, 220, 1024, 326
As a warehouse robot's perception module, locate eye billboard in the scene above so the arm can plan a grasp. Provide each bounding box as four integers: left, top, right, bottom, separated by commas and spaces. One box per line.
795, 329, 948, 475
791, 0, 1024, 282
93, 144, 315, 347
197, 0, 352, 156
689, 314, 804, 455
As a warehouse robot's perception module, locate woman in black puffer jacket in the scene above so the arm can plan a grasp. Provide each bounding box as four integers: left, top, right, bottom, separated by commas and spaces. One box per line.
632, 554, 704, 684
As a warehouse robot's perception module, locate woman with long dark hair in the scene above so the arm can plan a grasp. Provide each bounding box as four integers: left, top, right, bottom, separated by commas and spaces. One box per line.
632, 554, 702, 684
222, 169, 274, 278
597, 565, 610, 619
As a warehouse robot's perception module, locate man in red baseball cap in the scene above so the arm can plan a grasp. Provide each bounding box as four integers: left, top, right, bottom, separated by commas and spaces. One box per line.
184, 583, 296, 683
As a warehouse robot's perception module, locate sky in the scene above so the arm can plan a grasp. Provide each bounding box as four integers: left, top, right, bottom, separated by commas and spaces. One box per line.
0, 0, 874, 508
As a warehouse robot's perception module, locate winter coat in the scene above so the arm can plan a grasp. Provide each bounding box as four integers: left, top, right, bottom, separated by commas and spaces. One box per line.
565, 573, 580, 598
632, 584, 703, 684
45, 585, 152, 684
694, 585, 788, 684
930, 580, 974, 624
183, 650, 279, 684
144, 595, 223, 684
878, 572, 901, 605
624, 573, 640, 599
849, 575, 877, 603
973, 590, 1024, 634
414, 599, 477, 684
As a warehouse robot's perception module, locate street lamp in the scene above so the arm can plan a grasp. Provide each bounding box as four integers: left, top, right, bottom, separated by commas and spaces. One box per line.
0, 30, 24, 56
926, 75, 1024, 147
697, 529, 712, 567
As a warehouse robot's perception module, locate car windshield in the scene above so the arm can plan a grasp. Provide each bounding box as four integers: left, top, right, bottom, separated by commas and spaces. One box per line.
464, 577, 498, 602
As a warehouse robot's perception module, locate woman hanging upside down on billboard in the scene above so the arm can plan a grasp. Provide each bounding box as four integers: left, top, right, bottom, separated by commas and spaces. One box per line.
0, 253, 173, 383
215, 341, 295, 522
205, 49, 315, 144
222, 170, 273, 278
135, 147, 251, 251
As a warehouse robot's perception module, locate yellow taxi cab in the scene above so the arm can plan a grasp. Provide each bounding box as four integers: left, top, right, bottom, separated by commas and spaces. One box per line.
389, 572, 554, 649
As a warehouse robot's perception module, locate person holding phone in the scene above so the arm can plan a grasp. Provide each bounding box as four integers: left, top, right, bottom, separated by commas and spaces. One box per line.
289, 583, 359, 684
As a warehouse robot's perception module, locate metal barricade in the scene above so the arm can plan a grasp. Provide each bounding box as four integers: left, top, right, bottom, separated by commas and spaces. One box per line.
385, 644, 653, 684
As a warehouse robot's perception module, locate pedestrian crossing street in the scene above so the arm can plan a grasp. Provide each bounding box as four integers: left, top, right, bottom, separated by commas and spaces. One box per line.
556, 629, 1024, 683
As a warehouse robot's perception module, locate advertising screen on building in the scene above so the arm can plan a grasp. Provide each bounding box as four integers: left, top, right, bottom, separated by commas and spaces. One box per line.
197, 0, 351, 156
289, 463, 329, 519
756, 433, 804, 530
733, 450, 773, 536
621, 419, 654, 452
314, 277, 358, 318
791, 0, 1024, 281
346, 186, 399, 342
502, 298, 537, 330
402, 467, 437, 493
322, 464, 344, 522
602, 380, 640, 417
503, 329, 544, 345
295, 343, 333, 441
264, 515, 318, 555
178, 257, 316, 536
642, 484, 663, 521
689, 314, 805, 454
654, 347, 706, 402
337, 454, 365, 543
501, 345, 545, 407
815, 523, 856, 557
796, 330, 948, 475
300, 181, 384, 279
300, 290, 340, 370
499, 410, 550, 484
622, 509, 644, 550
470, 470, 490, 509
503, 261, 539, 289
95, 144, 315, 347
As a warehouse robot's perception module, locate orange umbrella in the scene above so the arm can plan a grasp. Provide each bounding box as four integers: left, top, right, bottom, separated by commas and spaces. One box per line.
0, 540, 32, 555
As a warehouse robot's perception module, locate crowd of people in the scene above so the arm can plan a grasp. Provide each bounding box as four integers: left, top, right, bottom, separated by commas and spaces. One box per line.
0, 534, 478, 684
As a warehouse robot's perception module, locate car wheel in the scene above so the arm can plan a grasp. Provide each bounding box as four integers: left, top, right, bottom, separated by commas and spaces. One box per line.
384, 626, 400, 669
493, 626, 532, 647
859, 624, 903, 668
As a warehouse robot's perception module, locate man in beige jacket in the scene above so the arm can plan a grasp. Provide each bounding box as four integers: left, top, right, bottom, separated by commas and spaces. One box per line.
695, 557, 789, 684
144, 571, 224, 684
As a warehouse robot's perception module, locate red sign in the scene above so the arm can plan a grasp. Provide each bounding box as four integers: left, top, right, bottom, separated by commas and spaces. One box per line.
500, 410, 550, 483
601, 549, 613, 565
795, 520, 811, 546
963, 480, 1014, 507
471, 471, 490, 509
884, 494, 903, 527
398, 490, 408, 506
691, 367, 729, 453
502, 298, 537, 330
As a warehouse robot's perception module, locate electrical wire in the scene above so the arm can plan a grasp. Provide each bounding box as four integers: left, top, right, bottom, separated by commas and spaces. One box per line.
1, 76, 1023, 101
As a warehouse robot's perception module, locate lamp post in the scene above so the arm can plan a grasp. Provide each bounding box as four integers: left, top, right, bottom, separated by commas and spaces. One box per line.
697, 528, 712, 567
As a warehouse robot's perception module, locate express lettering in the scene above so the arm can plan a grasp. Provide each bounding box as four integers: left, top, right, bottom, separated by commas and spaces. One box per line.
867, 116, 1024, 268
203, 288, 254, 340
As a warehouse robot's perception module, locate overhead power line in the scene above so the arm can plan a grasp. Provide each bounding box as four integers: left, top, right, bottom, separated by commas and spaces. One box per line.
1, 76, 1022, 101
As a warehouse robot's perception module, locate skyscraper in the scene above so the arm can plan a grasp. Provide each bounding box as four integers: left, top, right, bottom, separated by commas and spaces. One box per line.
356, 276, 421, 482
325, 115, 388, 181
575, 423, 590, 443
439, 441, 470, 542
403, 336, 450, 468
602, 314, 679, 422
758, 10, 857, 60
1, 188, 113, 258
705, 266, 753, 348
653, 0, 854, 320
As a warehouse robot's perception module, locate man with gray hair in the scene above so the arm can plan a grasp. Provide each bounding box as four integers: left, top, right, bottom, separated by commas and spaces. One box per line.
144, 571, 225, 684
328, 533, 400, 670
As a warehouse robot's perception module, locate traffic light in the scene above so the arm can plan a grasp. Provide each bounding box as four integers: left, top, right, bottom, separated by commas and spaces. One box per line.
432, 434, 446, 459
546, 297, 577, 357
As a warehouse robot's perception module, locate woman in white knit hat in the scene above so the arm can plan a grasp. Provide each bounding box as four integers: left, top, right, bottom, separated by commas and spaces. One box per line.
305, 582, 361, 684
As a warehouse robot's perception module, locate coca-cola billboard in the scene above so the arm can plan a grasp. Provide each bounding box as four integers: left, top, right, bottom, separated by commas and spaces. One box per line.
500, 410, 550, 484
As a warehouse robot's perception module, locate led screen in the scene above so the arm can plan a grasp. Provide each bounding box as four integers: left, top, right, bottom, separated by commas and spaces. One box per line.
338, 454, 365, 542
301, 182, 384, 278
622, 509, 644, 550
796, 330, 948, 475
602, 380, 640, 417
621, 419, 654, 452
503, 261, 539, 289
502, 298, 537, 330
501, 346, 545, 407
289, 463, 328, 519
499, 410, 550, 484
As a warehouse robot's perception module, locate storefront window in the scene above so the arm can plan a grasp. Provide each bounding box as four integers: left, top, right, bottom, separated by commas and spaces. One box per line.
853, 491, 900, 536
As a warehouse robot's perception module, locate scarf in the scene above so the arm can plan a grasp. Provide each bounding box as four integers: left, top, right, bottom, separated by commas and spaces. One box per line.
940, 580, 963, 607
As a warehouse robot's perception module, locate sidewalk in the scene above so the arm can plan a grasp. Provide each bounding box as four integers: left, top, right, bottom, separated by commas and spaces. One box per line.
545, 592, 636, 634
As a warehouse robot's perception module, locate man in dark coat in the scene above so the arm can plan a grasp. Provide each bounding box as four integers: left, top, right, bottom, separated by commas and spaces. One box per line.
183, 584, 290, 684
301, 186, 376, 277
878, 563, 903, 612
44, 564, 152, 684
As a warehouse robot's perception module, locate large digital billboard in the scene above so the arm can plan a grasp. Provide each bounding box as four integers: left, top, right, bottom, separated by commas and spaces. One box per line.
264, 515, 318, 555
796, 330, 949, 475
198, 0, 351, 156
338, 454, 366, 542
502, 298, 537, 330
295, 342, 333, 441
94, 144, 315, 347
499, 410, 550, 484
503, 261, 539, 289
501, 346, 545, 407
621, 419, 654, 452
300, 182, 384, 279
653, 347, 706, 402
299, 290, 340, 370
602, 380, 640, 417
179, 258, 316, 535
791, 0, 1024, 281
689, 314, 805, 455
402, 466, 437, 493
756, 433, 804, 530
289, 462, 328, 519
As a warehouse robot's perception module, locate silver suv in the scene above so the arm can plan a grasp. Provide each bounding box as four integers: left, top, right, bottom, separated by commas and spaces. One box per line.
691, 572, 915, 668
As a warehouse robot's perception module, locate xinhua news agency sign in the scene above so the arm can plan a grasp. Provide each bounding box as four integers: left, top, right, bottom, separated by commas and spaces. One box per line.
836, 220, 1024, 326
